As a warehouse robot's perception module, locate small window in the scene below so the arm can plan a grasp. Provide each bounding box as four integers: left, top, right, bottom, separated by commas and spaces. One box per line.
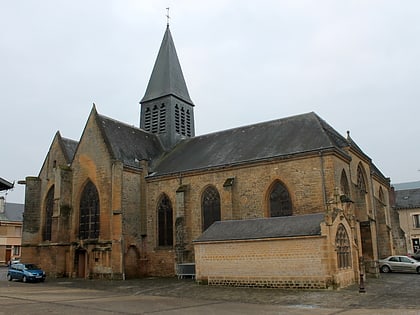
413, 214, 420, 229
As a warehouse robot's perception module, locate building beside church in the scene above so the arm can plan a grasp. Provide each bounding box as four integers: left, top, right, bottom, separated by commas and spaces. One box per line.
21, 26, 398, 288
0, 178, 24, 265
393, 182, 420, 255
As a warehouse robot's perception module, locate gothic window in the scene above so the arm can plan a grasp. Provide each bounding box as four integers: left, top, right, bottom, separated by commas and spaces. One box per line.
43, 186, 54, 241
336, 224, 352, 269
378, 187, 389, 225
202, 186, 221, 231
378, 187, 385, 204
340, 170, 350, 196
356, 164, 368, 212
269, 181, 292, 217
79, 181, 100, 240
357, 165, 367, 193
158, 194, 173, 246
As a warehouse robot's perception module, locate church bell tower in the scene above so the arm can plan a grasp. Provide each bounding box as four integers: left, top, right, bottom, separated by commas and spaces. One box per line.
140, 25, 195, 150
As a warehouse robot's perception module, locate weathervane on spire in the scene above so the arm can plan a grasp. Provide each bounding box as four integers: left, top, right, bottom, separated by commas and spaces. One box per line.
166, 7, 170, 26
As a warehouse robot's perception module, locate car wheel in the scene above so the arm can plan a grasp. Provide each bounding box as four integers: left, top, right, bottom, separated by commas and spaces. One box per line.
417, 267, 420, 274
7, 274, 12, 281
22, 276, 27, 283
381, 265, 391, 273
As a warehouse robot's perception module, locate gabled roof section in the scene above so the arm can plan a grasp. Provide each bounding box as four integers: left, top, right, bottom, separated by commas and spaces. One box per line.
0, 177, 13, 191
140, 26, 194, 105
394, 188, 420, 209
56, 131, 78, 164
345, 131, 371, 162
96, 112, 164, 169
150, 112, 350, 177
194, 213, 324, 243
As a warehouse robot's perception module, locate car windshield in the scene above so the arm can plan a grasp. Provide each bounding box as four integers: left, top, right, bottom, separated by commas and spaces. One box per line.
24, 264, 40, 270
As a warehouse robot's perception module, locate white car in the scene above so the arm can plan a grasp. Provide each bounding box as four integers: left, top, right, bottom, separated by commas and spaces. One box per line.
379, 255, 420, 274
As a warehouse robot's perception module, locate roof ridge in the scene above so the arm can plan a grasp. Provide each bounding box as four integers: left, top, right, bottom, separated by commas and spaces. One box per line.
194, 112, 316, 139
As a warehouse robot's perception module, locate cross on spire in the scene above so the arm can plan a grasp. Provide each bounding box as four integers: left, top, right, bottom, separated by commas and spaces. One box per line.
166, 7, 170, 26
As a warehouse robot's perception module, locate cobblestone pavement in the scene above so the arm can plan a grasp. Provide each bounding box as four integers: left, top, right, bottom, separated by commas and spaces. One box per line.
2, 267, 420, 312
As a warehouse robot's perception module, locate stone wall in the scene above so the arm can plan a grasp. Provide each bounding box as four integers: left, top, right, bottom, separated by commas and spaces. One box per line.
194, 237, 334, 289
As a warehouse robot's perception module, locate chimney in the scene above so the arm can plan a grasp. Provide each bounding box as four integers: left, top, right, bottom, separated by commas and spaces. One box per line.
0, 196, 5, 213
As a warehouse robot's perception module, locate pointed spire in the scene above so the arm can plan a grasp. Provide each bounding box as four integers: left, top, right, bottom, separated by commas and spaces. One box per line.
140, 26, 194, 105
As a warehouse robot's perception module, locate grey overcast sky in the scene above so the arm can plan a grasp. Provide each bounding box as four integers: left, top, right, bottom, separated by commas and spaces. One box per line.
1, 0, 420, 203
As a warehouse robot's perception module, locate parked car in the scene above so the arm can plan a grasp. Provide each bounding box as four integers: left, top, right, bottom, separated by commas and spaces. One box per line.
412, 249, 420, 261
379, 255, 420, 274
8, 258, 20, 266
7, 263, 46, 282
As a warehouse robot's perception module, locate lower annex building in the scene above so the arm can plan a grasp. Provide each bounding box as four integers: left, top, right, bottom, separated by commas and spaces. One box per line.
21, 25, 401, 289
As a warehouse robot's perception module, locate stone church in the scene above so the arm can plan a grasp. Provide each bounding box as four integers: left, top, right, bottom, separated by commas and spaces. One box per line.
22, 25, 399, 289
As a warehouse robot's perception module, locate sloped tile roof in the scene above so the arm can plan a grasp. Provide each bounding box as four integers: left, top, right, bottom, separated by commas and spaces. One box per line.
393, 181, 420, 190
395, 188, 420, 209
97, 114, 164, 169
61, 136, 78, 164
0, 202, 24, 222
194, 213, 324, 242
150, 112, 349, 177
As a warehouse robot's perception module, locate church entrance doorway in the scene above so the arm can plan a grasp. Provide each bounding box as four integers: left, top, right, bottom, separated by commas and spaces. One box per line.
75, 249, 87, 278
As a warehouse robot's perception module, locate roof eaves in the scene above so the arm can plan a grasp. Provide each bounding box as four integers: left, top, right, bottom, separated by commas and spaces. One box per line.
147, 146, 347, 180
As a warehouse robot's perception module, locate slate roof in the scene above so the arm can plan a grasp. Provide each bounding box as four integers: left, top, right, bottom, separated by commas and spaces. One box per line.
394, 188, 420, 209
194, 213, 324, 243
393, 181, 420, 191
97, 113, 164, 169
0, 177, 13, 191
150, 112, 350, 177
141, 26, 194, 105
0, 202, 24, 222
61, 136, 78, 164
371, 163, 389, 183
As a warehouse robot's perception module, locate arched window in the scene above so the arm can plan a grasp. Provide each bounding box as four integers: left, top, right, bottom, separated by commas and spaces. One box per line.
202, 186, 221, 231
336, 224, 352, 269
79, 181, 100, 240
355, 164, 369, 212
269, 181, 292, 217
379, 187, 385, 204
357, 165, 367, 193
43, 186, 54, 241
378, 187, 389, 225
158, 194, 173, 246
340, 170, 350, 196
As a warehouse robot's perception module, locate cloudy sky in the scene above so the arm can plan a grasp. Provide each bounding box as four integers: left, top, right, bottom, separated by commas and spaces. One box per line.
1, 0, 420, 203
